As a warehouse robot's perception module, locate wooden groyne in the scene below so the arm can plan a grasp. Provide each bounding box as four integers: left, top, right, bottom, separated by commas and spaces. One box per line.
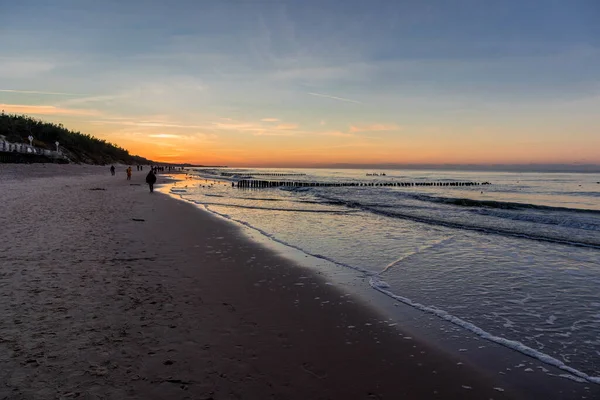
237, 180, 490, 188
220, 172, 306, 177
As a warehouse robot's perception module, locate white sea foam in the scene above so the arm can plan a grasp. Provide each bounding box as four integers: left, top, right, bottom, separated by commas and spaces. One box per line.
369, 276, 600, 385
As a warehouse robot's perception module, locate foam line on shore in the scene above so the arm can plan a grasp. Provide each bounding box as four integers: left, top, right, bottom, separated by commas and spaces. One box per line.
203, 204, 377, 276
197, 201, 358, 214
168, 186, 600, 386
380, 236, 456, 273
368, 277, 600, 385
167, 190, 376, 277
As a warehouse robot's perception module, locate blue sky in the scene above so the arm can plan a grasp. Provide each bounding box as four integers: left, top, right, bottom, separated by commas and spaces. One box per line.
1, 0, 599, 165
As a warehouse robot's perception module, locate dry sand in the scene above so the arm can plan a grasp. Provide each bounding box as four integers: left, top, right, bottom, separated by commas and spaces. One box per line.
0, 164, 520, 399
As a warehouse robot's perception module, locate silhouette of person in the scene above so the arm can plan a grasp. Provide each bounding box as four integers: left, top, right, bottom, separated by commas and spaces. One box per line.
146, 170, 157, 193
126, 166, 132, 180
110, 165, 115, 176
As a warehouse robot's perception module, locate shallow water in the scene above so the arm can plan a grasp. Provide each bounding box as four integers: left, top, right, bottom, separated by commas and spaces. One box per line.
173, 168, 600, 380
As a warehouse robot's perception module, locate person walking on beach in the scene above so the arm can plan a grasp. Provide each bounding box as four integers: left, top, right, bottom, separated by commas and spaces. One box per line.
110, 165, 115, 176
146, 169, 157, 193
126, 166, 132, 181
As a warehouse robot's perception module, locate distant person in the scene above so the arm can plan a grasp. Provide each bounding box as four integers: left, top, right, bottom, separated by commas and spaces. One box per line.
146, 170, 157, 193
140, 165, 143, 171
126, 166, 132, 180
110, 165, 115, 176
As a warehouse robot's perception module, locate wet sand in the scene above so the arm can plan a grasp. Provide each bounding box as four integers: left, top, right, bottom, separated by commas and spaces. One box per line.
0, 164, 519, 399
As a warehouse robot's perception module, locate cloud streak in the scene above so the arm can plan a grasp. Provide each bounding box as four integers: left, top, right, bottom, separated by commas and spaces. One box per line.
316, 130, 357, 138
0, 104, 100, 116
349, 124, 401, 132
0, 89, 86, 96
211, 120, 301, 136
148, 134, 181, 138
90, 119, 206, 129
308, 92, 362, 104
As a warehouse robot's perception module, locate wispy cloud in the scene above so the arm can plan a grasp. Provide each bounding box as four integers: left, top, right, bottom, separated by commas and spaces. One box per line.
212, 122, 265, 133
156, 154, 184, 158
0, 89, 86, 96
253, 131, 296, 137
316, 130, 357, 138
349, 124, 401, 132
148, 134, 181, 138
0, 59, 56, 78
211, 119, 300, 136
275, 123, 298, 130
60, 94, 124, 106
195, 133, 219, 142
261, 118, 279, 122
0, 104, 100, 116
90, 119, 205, 129
308, 92, 362, 104
272, 62, 373, 82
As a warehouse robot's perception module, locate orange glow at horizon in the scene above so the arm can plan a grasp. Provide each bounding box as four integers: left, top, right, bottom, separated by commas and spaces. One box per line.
5, 110, 600, 167
118, 135, 600, 167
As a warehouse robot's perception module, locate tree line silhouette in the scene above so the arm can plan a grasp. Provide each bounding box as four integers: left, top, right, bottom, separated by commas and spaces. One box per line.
0, 112, 152, 165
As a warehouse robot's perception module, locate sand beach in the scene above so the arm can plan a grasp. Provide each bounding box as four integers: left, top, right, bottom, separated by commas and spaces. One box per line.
0, 164, 594, 399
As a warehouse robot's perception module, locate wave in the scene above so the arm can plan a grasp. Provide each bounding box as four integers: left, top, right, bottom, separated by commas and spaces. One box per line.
364, 206, 600, 249
564, 191, 600, 198
190, 200, 357, 214
231, 196, 348, 206
411, 194, 600, 215
308, 192, 600, 248
369, 277, 600, 385
297, 185, 600, 214
475, 208, 600, 232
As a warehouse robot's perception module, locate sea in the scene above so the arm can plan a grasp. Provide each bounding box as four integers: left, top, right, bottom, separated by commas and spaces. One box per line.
168, 167, 600, 384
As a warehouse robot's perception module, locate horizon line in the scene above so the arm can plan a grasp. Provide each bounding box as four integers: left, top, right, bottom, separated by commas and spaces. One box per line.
173, 162, 600, 173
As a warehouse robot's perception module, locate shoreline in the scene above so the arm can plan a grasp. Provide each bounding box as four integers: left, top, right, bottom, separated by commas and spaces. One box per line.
164, 173, 600, 398
0, 164, 593, 399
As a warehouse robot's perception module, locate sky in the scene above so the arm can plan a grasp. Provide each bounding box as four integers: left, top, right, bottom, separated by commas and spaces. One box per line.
1, 0, 599, 167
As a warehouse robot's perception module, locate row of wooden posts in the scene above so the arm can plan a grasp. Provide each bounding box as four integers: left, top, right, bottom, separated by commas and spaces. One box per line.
236, 180, 490, 188
220, 172, 307, 177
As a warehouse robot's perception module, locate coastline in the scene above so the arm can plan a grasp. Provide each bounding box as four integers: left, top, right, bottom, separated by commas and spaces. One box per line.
0, 165, 590, 399
164, 172, 600, 398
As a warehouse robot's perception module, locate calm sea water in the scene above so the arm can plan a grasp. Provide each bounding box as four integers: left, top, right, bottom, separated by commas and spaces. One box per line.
170, 168, 600, 382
